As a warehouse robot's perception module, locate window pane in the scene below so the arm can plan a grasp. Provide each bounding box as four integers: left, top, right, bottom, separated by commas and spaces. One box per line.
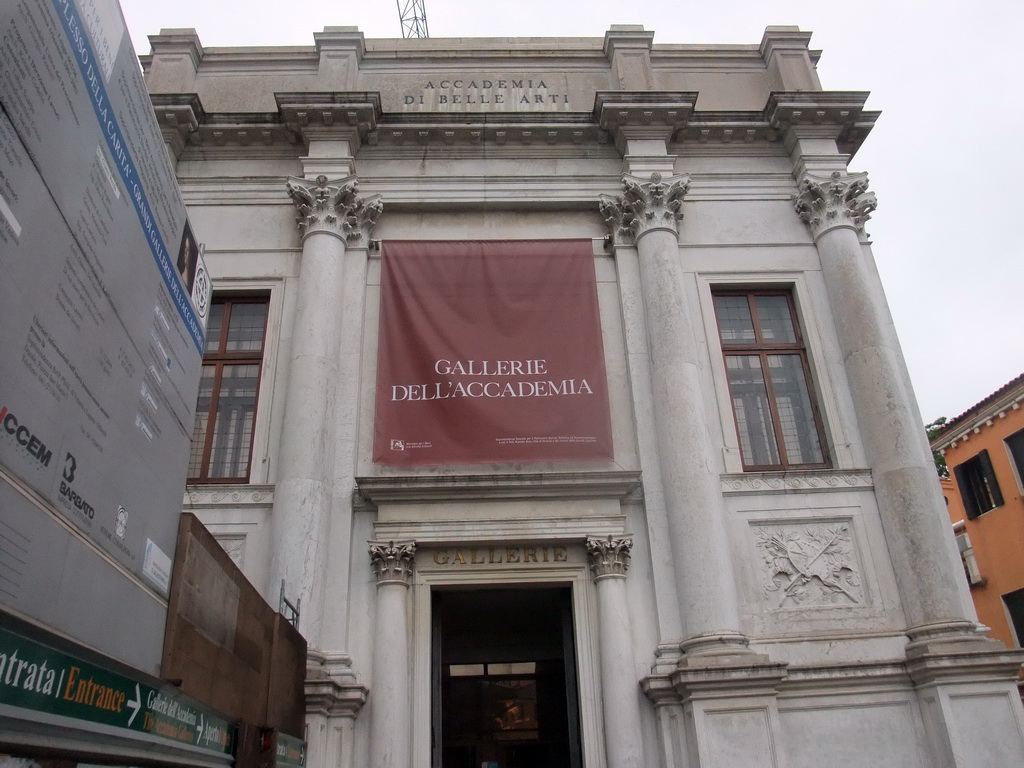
755, 295, 796, 344
725, 355, 780, 466
713, 295, 755, 345
767, 354, 823, 464
207, 364, 260, 478
226, 302, 268, 352
188, 367, 216, 478
204, 303, 225, 354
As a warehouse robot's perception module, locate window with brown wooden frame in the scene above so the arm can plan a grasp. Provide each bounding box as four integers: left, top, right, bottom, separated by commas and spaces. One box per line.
712, 289, 829, 471
188, 295, 269, 483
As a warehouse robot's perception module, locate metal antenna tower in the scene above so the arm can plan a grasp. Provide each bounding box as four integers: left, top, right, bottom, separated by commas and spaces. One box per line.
397, 0, 429, 38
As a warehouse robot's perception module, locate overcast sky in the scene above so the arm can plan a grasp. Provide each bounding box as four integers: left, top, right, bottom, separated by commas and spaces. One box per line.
118, 0, 1023, 423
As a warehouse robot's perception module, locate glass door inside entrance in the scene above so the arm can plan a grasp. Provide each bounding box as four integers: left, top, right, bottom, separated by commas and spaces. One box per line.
432, 587, 582, 768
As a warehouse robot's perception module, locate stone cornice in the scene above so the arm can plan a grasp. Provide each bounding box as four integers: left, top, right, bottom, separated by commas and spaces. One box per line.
277, 92, 381, 152
373, 515, 628, 545
766, 91, 879, 157
150, 93, 204, 159
304, 676, 368, 718
594, 91, 697, 153
356, 470, 642, 504
794, 170, 877, 239
148, 97, 874, 156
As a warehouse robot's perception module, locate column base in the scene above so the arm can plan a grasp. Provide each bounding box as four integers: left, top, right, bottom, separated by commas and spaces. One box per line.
304, 652, 368, 768
643, 648, 789, 768
905, 624, 1024, 768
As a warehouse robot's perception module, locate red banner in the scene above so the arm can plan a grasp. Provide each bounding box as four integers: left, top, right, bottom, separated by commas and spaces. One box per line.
373, 240, 613, 466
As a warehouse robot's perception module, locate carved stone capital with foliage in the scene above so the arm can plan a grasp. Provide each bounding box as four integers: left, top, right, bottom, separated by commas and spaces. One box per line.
586, 535, 633, 580
369, 541, 416, 586
599, 172, 690, 245
793, 170, 876, 239
287, 174, 383, 246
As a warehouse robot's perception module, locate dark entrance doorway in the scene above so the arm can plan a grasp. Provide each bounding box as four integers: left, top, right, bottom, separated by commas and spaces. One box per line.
432, 586, 583, 768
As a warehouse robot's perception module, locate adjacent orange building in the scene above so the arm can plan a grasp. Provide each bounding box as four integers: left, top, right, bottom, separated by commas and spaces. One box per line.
931, 373, 1024, 652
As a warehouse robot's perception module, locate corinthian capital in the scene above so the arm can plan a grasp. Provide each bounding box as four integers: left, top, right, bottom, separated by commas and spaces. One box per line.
793, 170, 876, 239
369, 541, 416, 586
598, 172, 690, 245
287, 175, 383, 246
586, 535, 633, 579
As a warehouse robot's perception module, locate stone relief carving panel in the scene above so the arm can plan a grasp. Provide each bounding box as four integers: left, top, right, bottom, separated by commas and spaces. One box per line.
754, 521, 863, 607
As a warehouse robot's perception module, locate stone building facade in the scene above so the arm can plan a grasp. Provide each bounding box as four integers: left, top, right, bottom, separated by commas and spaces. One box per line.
932, 375, 1024, 657
143, 24, 1024, 768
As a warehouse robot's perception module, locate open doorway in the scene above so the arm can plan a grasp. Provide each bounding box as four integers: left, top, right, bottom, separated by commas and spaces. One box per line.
432, 586, 583, 768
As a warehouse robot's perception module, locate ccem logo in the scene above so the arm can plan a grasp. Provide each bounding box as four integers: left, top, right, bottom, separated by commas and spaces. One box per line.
0, 405, 53, 468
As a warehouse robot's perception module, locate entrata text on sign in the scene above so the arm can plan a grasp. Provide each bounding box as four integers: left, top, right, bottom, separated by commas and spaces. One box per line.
0, 626, 233, 755
373, 240, 613, 465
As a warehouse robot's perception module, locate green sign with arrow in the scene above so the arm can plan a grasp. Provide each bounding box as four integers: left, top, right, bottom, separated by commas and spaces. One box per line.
0, 626, 234, 755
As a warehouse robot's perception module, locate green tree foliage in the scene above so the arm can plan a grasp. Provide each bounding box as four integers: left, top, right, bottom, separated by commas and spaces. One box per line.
925, 417, 949, 477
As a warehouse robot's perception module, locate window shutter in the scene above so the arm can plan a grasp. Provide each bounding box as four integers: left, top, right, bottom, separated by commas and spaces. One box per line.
978, 449, 1004, 508
1006, 429, 1024, 487
953, 463, 979, 519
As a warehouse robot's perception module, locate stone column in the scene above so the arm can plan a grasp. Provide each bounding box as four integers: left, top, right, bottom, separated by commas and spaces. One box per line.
368, 542, 416, 768
796, 169, 1024, 768
587, 536, 646, 768
269, 175, 382, 644
599, 174, 747, 656
794, 171, 978, 639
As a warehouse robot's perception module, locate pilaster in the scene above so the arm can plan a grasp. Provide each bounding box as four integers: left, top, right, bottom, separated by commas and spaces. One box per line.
603, 25, 656, 90
595, 91, 696, 169
269, 175, 382, 648
304, 651, 368, 768
278, 93, 382, 178
587, 536, 646, 767
142, 28, 204, 93
759, 27, 821, 92
598, 173, 750, 659
313, 27, 366, 89
368, 543, 416, 768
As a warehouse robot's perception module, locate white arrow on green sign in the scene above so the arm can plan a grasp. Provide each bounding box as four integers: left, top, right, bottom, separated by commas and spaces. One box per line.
0, 626, 233, 755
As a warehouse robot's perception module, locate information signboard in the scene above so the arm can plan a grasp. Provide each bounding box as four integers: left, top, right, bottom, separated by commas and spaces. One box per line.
0, 0, 208, 669
0, 625, 233, 756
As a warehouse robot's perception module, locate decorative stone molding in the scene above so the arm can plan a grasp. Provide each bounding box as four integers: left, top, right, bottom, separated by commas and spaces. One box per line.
305, 650, 369, 717
593, 91, 696, 152
793, 170, 877, 239
720, 469, 873, 495
586, 535, 633, 579
369, 541, 416, 586
754, 522, 863, 607
599, 172, 690, 245
150, 94, 203, 159
286, 175, 383, 246
357, 470, 641, 504
305, 675, 368, 718
184, 485, 275, 507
